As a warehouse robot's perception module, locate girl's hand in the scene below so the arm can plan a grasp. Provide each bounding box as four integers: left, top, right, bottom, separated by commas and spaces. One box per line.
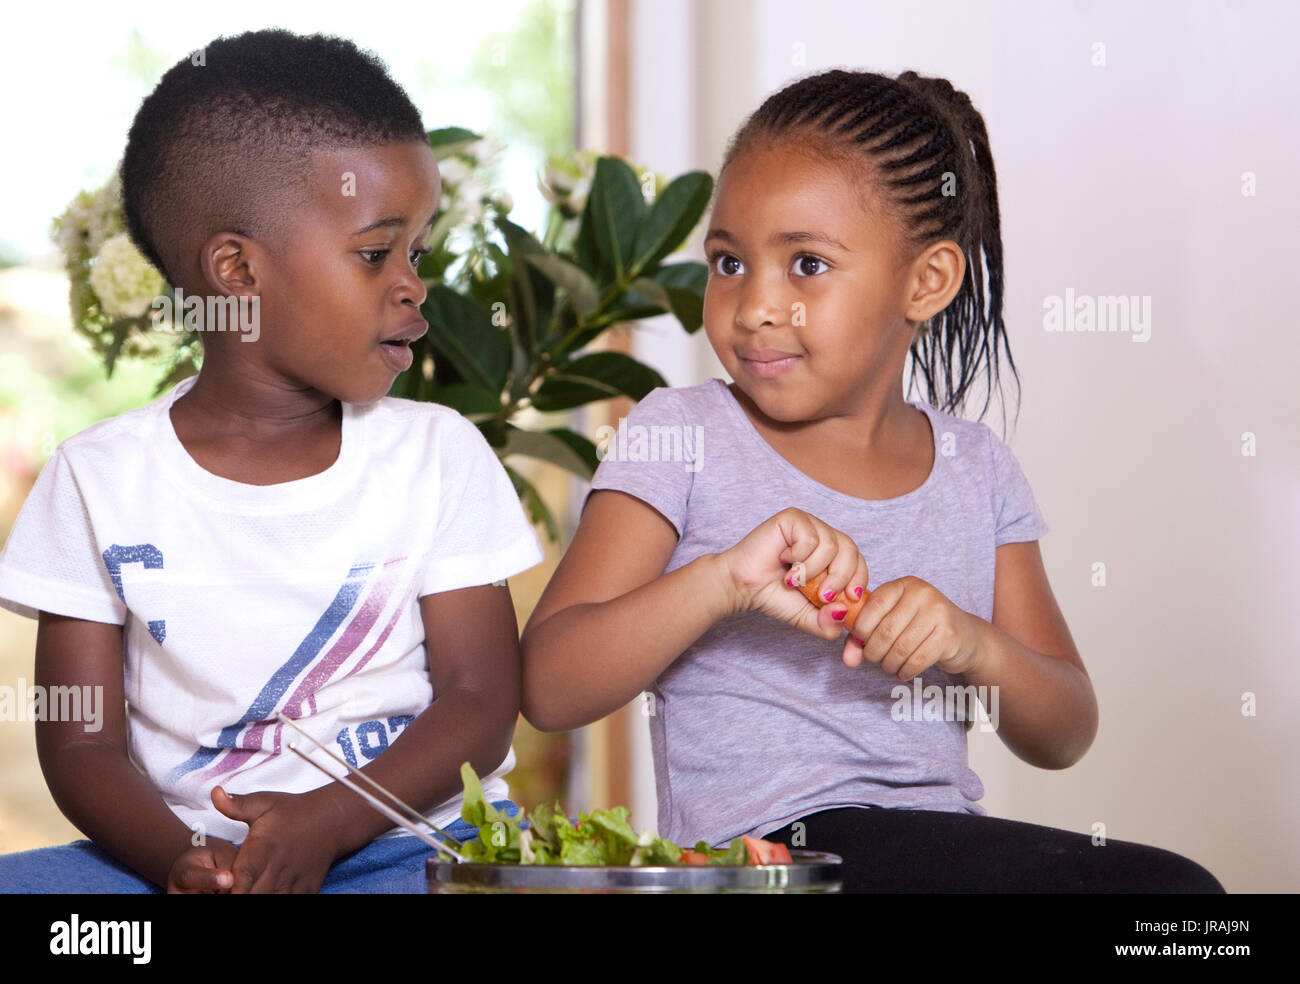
211, 785, 341, 893
719, 507, 870, 640
843, 576, 985, 680
166, 837, 238, 893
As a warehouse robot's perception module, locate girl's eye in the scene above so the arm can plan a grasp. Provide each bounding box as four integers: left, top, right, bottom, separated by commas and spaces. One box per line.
793, 254, 828, 277
707, 252, 743, 277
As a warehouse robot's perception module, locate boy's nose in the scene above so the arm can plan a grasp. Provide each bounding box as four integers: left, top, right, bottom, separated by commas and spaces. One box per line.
396, 264, 428, 308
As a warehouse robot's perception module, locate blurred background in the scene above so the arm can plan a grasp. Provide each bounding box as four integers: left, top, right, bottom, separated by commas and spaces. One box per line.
2, 0, 1296, 892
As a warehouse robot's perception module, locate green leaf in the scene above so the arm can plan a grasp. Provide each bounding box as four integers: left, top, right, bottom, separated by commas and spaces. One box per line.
585, 157, 645, 280
627, 277, 672, 311
630, 171, 712, 276
420, 284, 510, 393
502, 462, 558, 543
432, 383, 501, 416
621, 277, 705, 334
427, 126, 482, 156
524, 254, 599, 319
497, 216, 555, 356
653, 262, 708, 333
654, 261, 708, 293
541, 427, 600, 477
150, 352, 198, 398
530, 352, 666, 412
500, 425, 596, 480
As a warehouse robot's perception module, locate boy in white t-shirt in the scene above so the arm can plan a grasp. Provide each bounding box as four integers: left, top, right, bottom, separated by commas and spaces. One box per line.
0, 29, 543, 893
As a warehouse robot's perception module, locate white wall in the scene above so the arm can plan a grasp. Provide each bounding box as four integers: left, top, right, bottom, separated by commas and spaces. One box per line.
621, 0, 1299, 892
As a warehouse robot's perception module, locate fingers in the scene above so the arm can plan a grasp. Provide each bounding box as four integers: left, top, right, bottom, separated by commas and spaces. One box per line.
168, 850, 235, 894
230, 846, 265, 894
847, 579, 931, 676
211, 785, 271, 825
782, 515, 865, 607
171, 863, 234, 893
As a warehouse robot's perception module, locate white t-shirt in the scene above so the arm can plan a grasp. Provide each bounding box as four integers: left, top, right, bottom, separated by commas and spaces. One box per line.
0, 375, 545, 844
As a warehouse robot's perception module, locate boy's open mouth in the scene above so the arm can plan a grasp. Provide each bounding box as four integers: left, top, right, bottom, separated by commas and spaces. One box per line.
379, 319, 428, 372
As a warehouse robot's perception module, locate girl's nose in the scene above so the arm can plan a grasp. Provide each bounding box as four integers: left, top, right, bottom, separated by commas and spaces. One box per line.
736, 274, 785, 331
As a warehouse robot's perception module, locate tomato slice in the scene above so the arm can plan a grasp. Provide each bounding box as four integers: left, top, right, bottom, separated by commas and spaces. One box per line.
742, 836, 793, 865
677, 849, 712, 866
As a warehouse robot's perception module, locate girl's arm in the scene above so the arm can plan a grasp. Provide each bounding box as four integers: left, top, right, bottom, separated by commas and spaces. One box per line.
34, 612, 218, 889
960, 540, 1098, 769
519, 489, 735, 733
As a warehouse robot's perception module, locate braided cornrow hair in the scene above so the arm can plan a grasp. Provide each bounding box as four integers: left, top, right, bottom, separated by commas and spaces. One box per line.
720, 68, 1021, 434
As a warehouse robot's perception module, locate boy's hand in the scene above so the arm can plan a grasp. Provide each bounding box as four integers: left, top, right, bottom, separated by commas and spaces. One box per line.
842, 576, 985, 679
719, 507, 869, 639
167, 838, 238, 893
211, 785, 341, 893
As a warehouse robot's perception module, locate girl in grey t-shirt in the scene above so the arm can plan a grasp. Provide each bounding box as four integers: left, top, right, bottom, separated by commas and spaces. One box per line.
520, 68, 1223, 893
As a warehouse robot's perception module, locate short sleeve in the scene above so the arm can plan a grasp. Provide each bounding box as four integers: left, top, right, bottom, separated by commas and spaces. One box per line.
0, 448, 126, 623
988, 431, 1051, 546
420, 414, 545, 596
583, 387, 696, 537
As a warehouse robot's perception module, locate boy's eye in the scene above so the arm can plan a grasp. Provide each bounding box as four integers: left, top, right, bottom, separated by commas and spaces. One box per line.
362, 247, 433, 266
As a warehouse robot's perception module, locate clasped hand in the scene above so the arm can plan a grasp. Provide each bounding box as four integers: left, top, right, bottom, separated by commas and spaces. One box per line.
720, 507, 986, 680
166, 785, 341, 893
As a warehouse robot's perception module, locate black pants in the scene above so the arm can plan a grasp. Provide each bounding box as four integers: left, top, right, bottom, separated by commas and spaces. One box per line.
761, 807, 1226, 893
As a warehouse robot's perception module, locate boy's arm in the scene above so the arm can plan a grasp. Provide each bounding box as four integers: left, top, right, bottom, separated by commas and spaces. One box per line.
34, 611, 220, 889
308, 580, 523, 852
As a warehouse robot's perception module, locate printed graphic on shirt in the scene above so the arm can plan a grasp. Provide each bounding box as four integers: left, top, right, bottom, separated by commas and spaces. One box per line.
164, 556, 418, 788
102, 543, 167, 644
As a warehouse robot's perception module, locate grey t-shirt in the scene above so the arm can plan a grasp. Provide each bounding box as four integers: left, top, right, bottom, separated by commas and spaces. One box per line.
584, 378, 1050, 846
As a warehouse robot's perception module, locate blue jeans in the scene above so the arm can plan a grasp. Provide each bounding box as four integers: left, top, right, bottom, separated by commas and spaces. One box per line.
0, 801, 517, 894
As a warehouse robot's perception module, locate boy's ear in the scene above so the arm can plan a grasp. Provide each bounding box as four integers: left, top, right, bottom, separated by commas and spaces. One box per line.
199, 232, 263, 296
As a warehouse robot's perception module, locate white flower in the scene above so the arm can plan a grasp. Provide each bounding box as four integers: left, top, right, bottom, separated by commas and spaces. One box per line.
51, 168, 127, 265
88, 233, 165, 318
467, 134, 504, 167
492, 190, 513, 214
454, 196, 486, 226
568, 174, 592, 215
437, 156, 473, 191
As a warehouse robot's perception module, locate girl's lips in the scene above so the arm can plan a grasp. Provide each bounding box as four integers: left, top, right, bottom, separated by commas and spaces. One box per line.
742, 355, 801, 379
379, 339, 414, 373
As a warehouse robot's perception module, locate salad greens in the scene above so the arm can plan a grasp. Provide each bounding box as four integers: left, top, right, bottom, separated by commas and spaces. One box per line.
455, 762, 750, 866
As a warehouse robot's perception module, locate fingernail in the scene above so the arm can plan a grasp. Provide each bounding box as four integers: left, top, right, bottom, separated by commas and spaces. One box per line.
851, 636, 865, 646
823, 589, 835, 601
831, 608, 847, 621
854, 585, 864, 598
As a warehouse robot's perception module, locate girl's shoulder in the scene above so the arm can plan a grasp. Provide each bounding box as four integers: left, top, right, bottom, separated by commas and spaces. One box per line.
627, 378, 733, 424
912, 399, 1005, 463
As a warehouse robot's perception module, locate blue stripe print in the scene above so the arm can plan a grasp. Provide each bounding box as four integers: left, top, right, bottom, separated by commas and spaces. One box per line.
165, 562, 373, 783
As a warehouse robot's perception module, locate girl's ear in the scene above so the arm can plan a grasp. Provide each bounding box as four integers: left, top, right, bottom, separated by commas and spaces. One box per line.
903, 239, 966, 323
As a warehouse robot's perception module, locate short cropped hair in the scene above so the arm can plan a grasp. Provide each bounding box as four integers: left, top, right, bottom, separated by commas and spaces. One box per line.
121, 28, 426, 287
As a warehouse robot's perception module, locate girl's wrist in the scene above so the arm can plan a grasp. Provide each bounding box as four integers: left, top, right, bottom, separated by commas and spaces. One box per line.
694, 552, 744, 620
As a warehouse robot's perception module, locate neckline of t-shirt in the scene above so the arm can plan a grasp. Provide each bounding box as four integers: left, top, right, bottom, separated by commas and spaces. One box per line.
708, 377, 941, 508
153, 374, 366, 510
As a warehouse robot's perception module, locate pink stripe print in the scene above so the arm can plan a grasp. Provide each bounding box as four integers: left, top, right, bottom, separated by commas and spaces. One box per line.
188, 557, 407, 788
